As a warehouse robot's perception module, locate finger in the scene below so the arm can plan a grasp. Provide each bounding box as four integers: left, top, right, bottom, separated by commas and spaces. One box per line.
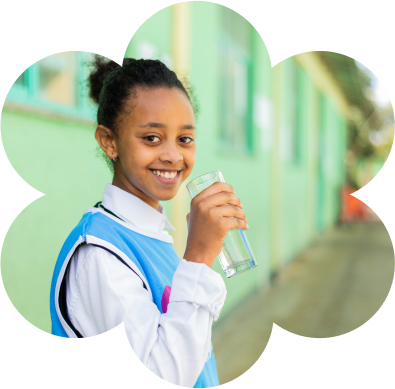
186, 212, 190, 222
203, 192, 242, 208
224, 216, 249, 231
218, 205, 247, 222
192, 182, 235, 203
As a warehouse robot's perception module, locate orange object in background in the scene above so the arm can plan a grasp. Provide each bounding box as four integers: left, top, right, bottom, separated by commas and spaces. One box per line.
340, 185, 369, 223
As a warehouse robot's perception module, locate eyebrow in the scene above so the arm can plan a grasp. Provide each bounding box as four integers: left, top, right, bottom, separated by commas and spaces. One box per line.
138, 122, 195, 130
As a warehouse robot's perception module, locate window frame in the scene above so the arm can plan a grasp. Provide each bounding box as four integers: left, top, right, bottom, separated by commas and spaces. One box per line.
5, 51, 95, 122
217, 32, 254, 155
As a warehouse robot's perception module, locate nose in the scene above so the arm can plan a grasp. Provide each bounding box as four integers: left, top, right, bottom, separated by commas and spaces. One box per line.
159, 142, 183, 164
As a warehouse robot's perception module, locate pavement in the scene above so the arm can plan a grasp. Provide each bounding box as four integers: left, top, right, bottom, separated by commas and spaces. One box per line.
211, 221, 394, 385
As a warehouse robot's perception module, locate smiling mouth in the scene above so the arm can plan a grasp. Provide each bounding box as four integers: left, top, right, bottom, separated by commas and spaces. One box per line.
148, 169, 182, 181
148, 169, 182, 173
148, 169, 182, 174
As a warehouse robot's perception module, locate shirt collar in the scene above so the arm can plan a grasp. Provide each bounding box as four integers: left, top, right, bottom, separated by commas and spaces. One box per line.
101, 183, 176, 233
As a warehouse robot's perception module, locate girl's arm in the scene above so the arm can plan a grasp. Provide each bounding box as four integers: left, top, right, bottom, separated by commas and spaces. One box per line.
66, 244, 226, 387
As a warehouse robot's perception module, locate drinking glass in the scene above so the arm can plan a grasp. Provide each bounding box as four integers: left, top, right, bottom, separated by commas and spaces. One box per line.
186, 171, 257, 278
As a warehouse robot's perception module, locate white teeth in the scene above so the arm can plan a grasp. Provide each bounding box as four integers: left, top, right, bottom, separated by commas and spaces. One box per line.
153, 170, 178, 179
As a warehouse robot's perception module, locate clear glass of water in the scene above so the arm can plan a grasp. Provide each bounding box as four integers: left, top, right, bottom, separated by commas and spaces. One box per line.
186, 171, 257, 278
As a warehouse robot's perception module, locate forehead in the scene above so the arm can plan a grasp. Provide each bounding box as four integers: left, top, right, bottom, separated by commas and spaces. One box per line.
129, 87, 195, 122
120, 88, 195, 131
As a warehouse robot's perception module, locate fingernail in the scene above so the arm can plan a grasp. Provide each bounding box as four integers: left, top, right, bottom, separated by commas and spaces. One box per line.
246, 224, 249, 229
241, 203, 244, 208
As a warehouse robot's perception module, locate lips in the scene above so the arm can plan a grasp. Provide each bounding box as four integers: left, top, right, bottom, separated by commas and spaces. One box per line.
148, 169, 180, 185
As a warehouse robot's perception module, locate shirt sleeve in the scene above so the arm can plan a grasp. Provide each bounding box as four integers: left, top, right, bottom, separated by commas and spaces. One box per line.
66, 244, 227, 387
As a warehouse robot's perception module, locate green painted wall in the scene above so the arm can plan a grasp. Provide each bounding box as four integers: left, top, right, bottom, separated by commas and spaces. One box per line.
275, 58, 347, 268
278, 58, 311, 265
1, 110, 111, 333
188, 2, 268, 316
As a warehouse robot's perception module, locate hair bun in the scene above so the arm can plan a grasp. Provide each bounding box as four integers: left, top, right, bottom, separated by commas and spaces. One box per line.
88, 55, 123, 105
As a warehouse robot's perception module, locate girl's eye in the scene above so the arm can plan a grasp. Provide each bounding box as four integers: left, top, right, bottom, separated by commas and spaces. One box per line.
143, 135, 159, 143
143, 135, 194, 145
180, 136, 194, 145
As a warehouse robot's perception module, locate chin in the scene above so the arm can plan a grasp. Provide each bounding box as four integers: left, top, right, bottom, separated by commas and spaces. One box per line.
157, 191, 178, 201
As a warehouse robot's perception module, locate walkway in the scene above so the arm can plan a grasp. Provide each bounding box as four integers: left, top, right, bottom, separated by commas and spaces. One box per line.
212, 222, 394, 384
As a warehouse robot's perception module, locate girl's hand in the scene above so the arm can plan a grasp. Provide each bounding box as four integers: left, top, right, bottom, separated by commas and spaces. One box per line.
183, 182, 248, 269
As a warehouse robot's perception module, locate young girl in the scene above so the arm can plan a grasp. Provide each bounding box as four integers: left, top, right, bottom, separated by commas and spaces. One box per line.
50, 57, 248, 388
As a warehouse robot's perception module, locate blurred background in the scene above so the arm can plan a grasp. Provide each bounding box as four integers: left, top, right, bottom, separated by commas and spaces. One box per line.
1, 1, 394, 385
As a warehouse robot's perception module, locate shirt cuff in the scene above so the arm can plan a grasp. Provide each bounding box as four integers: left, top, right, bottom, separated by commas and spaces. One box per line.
169, 259, 227, 321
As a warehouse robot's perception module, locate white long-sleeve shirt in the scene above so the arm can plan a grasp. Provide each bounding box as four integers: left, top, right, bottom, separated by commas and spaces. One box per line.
65, 184, 227, 387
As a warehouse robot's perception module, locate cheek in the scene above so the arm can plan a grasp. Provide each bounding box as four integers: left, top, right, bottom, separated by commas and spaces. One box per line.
120, 141, 152, 166
184, 147, 196, 170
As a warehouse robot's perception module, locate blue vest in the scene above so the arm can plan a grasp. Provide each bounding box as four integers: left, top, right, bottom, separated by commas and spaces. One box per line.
50, 206, 220, 388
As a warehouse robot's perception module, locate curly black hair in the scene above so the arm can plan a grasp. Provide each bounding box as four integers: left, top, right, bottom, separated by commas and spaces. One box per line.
88, 55, 200, 134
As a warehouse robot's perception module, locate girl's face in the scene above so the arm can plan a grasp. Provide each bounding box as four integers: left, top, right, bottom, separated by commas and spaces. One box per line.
96, 87, 196, 209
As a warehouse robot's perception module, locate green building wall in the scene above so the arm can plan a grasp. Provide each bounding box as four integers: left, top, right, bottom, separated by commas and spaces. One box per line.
1, 110, 111, 332
1, 2, 348, 333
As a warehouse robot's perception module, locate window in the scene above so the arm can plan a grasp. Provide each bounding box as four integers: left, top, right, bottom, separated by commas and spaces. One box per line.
6, 51, 95, 121
218, 8, 253, 153
38, 52, 77, 106
221, 6, 250, 53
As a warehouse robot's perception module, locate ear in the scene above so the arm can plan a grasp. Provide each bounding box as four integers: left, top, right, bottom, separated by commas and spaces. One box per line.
95, 125, 118, 159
